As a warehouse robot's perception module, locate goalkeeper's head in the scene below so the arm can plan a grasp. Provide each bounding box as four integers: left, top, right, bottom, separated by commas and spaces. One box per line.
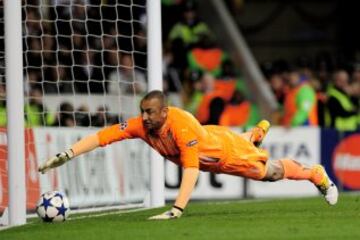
140, 90, 169, 131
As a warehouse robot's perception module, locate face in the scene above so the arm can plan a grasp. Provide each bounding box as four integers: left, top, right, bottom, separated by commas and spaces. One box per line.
121, 55, 133, 68
287, 71, 300, 87
140, 98, 168, 131
352, 70, 360, 83
334, 71, 349, 89
184, 10, 196, 24
201, 73, 215, 93
30, 89, 43, 105
270, 74, 283, 90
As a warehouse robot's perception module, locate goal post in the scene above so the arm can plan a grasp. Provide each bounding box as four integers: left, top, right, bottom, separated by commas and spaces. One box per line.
147, 0, 165, 208
4, 0, 26, 226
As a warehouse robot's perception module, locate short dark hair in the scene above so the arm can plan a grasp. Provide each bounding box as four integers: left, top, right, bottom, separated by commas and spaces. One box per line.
141, 90, 167, 107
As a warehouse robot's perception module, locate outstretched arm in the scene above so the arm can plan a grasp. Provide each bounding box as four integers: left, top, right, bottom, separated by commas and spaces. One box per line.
71, 134, 100, 157
149, 167, 199, 220
38, 134, 100, 174
174, 167, 199, 209
38, 117, 142, 174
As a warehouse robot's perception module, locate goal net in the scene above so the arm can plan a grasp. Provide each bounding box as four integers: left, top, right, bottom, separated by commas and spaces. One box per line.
0, 0, 156, 217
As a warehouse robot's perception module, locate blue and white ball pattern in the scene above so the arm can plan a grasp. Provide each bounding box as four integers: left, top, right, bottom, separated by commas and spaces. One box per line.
36, 191, 70, 222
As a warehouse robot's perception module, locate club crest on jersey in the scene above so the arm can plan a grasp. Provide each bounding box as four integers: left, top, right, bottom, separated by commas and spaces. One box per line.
119, 122, 128, 130
186, 139, 198, 147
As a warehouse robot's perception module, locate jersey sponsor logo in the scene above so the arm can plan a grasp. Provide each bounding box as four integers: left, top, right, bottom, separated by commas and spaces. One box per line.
119, 122, 128, 131
332, 134, 360, 189
186, 139, 198, 147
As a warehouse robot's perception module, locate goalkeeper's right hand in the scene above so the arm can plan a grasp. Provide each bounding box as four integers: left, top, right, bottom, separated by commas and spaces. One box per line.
38, 149, 74, 174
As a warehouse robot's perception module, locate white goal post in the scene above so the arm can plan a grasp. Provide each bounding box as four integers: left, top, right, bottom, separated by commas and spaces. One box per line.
4, 0, 26, 226
147, 0, 165, 208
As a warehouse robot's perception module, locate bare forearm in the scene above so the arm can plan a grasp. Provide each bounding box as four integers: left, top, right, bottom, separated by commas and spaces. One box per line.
174, 167, 199, 209
71, 134, 100, 157
38, 133, 101, 174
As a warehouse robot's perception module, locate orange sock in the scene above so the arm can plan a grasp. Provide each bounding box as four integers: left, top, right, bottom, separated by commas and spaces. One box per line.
280, 159, 325, 185
280, 159, 313, 182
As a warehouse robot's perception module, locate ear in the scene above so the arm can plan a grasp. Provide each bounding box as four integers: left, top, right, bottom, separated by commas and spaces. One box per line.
161, 106, 168, 117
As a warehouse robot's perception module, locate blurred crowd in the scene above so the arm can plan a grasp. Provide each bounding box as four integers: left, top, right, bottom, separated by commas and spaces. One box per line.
0, 0, 359, 131
263, 57, 360, 131
0, 83, 120, 127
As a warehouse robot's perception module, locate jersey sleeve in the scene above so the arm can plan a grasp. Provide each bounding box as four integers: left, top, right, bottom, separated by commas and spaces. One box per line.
97, 117, 143, 147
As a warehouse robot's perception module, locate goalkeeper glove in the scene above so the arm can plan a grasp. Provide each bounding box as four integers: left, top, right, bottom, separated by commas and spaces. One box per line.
38, 149, 74, 174
251, 120, 270, 147
148, 206, 183, 220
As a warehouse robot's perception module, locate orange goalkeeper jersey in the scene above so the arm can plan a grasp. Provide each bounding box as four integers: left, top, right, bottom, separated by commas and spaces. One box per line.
97, 107, 267, 173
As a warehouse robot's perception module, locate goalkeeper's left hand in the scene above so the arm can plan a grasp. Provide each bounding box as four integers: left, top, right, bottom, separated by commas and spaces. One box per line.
251, 120, 270, 147
148, 206, 183, 220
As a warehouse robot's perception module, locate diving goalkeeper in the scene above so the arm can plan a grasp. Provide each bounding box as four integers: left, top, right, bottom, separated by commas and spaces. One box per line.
38, 90, 338, 220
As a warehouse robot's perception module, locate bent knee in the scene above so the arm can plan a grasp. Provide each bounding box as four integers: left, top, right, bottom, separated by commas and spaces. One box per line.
263, 160, 284, 181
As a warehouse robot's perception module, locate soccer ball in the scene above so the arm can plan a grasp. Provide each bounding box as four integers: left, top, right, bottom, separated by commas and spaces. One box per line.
36, 191, 70, 222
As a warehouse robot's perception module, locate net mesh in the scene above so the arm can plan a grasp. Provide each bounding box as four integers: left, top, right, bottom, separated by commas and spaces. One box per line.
24, 0, 148, 123
1, 0, 152, 214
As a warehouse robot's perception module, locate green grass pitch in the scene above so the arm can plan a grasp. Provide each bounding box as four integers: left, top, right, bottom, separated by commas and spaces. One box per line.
1, 194, 359, 240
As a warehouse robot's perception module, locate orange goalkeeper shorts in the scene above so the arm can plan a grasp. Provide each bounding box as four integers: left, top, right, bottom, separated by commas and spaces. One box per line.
217, 132, 269, 180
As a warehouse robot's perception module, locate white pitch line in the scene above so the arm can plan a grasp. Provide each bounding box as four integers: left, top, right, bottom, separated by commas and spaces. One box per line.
0, 205, 158, 231
26, 203, 146, 219
68, 206, 152, 221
